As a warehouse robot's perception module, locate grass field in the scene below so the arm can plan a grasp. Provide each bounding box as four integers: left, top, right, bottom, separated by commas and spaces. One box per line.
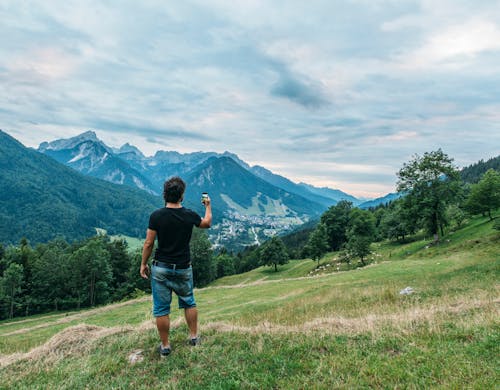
1, 214, 499, 389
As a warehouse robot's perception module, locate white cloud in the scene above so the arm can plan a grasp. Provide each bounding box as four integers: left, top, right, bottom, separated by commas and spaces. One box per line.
1, 0, 499, 198
398, 19, 500, 69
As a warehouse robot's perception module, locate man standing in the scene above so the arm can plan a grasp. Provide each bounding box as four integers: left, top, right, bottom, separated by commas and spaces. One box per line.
140, 176, 211, 357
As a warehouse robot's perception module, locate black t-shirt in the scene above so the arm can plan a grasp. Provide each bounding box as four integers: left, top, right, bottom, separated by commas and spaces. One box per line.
148, 207, 202, 265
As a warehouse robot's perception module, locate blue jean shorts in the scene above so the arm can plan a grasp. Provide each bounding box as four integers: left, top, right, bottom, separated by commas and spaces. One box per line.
151, 264, 196, 317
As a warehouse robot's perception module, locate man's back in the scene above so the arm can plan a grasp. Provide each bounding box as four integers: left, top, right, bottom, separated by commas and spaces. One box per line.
149, 207, 201, 265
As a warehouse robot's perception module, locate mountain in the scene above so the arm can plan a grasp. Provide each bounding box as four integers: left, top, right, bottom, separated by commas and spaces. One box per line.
297, 182, 360, 205
184, 157, 325, 248
250, 165, 340, 208
38, 132, 156, 194
0, 130, 162, 245
186, 157, 323, 217
358, 192, 402, 209
113, 143, 145, 159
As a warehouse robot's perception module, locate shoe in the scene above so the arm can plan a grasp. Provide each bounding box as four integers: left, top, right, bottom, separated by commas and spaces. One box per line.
189, 336, 201, 346
158, 344, 171, 357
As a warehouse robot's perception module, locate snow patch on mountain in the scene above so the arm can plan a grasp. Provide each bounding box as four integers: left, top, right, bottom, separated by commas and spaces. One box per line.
104, 169, 125, 184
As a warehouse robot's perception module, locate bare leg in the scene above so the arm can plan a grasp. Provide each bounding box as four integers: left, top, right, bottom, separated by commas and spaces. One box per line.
184, 307, 198, 338
156, 315, 170, 347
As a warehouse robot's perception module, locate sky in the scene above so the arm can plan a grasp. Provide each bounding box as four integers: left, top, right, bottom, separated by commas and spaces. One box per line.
1, 1, 499, 198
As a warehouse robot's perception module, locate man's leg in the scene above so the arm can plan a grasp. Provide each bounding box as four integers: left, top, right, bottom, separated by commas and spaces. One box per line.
156, 315, 170, 347
184, 307, 198, 339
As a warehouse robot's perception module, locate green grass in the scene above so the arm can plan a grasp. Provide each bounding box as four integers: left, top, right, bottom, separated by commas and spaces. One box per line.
109, 234, 144, 252
1, 214, 499, 389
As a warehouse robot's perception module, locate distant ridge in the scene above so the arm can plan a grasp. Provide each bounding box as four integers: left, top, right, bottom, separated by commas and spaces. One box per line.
358, 193, 402, 209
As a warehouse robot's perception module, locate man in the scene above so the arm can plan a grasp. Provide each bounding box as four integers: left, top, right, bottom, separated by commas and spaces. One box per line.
140, 176, 212, 357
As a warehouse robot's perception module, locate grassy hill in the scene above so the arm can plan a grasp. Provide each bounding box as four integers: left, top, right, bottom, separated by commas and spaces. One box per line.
0, 214, 498, 388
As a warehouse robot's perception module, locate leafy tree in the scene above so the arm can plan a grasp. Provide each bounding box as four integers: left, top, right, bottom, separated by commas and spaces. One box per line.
260, 236, 289, 272
346, 209, 376, 265
191, 229, 215, 287
306, 222, 329, 265
1, 263, 24, 318
465, 169, 500, 221
69, 239, 112, 307
446, 204, 467, 229
380, 200, 414, 241
234, 245, 261, 274
215, 253, 236, 278
114, 249, 151, 299
106, 238, 131, 299
320, 200, 352, 251
397, 149, 460, 241
30, 245, 70, 312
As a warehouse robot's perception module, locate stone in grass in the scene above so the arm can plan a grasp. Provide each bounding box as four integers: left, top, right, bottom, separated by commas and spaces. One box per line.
128, 350, 144, 364
399, 287, 415, 295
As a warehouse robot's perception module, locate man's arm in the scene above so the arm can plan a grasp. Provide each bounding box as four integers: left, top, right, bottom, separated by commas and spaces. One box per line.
199, 196, 212, 228
140, 228, 157, 279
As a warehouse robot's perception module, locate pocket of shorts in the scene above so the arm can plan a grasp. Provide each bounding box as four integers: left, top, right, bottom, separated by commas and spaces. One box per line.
152, 265, 173, 281
173, 267, 192, 282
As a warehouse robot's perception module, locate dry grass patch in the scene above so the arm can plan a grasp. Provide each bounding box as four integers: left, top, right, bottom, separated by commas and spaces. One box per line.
0, 324, 130, 368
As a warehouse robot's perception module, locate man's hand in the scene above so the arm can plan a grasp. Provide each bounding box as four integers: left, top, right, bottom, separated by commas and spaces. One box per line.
140, 263, 150, 279
199, 195, 212, 228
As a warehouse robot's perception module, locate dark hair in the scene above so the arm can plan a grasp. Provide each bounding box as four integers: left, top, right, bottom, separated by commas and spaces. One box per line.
163, 176, 186, 203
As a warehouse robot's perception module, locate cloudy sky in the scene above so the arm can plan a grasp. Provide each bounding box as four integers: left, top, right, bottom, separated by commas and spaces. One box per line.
1, 1, 499, 198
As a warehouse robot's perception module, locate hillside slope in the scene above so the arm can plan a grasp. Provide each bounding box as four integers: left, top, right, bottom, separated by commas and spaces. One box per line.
0, 130, 162, 244
1, 215, 498, 388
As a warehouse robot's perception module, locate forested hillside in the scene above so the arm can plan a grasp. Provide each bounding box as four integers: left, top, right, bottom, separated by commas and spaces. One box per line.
0, 130, 163, 244
461, 155, 500, 183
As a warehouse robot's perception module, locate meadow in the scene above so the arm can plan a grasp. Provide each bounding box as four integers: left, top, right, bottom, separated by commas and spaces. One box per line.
0, 214, 498, 389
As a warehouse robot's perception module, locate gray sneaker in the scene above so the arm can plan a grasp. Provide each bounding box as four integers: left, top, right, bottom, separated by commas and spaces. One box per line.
189, 337, 201, 346
158, 344, 171, 357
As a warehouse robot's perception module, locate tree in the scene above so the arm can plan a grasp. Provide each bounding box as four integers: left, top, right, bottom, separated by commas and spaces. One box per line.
320, 200, 352, 251
446, 204, 467, 229
465, 169, 500, 220
106, 238, 131, 299
191, 229, 215, 287
397, 149, 460, 241
260, 236, 289, 272
379, 200, 414, 241
306, 222, 329, 265
346, 208, 376, 265
114, 249, 151, 299
69, 239, 112, 307
30, 245, 70, 312
215, 253, 236, 278
1, 263, 24, 318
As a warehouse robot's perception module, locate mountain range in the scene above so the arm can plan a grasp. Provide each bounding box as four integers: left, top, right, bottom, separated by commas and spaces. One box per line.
0, 129, 401, 249
37, 131, 359, 205
33, 131, 379, 249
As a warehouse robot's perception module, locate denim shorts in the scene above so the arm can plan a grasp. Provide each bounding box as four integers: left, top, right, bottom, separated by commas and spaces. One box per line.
151, 264, 196, 317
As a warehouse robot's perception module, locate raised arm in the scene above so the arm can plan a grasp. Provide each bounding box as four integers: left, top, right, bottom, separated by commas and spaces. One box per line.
199, 196, 212, 228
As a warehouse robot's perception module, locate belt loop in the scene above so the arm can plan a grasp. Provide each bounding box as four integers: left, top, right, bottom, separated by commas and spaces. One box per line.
172, 264, 177, 270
